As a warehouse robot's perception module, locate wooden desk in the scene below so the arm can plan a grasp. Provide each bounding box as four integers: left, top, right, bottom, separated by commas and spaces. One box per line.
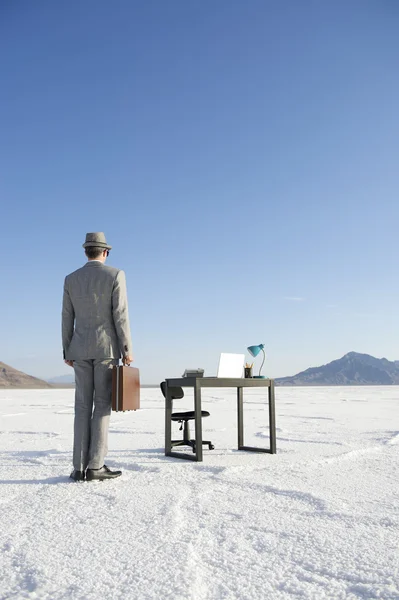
164, 377, 276, 462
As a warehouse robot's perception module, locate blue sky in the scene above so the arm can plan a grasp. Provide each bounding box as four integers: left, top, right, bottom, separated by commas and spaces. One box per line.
1, 1, 398, 383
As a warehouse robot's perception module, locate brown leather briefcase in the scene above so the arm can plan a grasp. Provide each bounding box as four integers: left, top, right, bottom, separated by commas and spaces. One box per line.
112, 366, 140, 412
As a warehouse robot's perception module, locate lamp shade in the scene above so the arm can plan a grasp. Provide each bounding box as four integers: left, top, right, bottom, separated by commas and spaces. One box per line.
247, 344, 264, 358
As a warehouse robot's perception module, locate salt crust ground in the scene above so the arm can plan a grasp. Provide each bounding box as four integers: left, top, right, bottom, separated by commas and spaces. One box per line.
0, 386, 398, 600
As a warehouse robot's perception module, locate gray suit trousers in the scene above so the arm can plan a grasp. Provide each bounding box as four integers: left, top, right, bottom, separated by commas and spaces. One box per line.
73, 359, 118, 471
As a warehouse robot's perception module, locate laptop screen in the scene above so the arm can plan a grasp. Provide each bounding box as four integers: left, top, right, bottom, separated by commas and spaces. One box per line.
217, 353, 245, 378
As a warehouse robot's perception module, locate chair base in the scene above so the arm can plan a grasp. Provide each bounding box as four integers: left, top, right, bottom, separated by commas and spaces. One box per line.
172, 418, 214, 453
171, 439, 215, 452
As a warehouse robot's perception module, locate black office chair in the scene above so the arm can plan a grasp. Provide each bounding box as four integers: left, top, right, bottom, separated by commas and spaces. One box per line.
160, 382, 214, 452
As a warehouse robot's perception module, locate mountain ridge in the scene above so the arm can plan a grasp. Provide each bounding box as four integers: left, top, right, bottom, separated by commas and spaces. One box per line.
3, 352, 399, 388
276, 352, 399, 386
47, 374, 75, 384
0, 362, 52, 389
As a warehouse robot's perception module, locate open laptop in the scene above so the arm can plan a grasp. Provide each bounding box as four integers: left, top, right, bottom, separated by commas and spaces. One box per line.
217, 353, 245, 378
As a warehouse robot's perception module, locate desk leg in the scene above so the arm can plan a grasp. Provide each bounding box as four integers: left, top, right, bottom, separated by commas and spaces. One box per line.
237, 387, 244, 449
238, 382, 277, 454
194, 381, 203, 462
165, 384, 172, 456
269, 380, 277, 454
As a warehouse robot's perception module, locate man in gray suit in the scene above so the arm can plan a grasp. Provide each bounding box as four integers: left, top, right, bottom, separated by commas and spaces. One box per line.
62, 232, 133, 482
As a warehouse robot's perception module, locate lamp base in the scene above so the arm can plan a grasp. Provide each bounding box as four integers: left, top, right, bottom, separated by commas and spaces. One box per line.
253, 375, 266, 379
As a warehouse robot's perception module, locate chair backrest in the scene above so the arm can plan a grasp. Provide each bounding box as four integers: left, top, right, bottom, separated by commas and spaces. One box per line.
160, 382, 184, 400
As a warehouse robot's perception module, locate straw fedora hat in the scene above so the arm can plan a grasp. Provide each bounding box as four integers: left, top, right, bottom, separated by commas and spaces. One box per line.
82, 232, 112, 250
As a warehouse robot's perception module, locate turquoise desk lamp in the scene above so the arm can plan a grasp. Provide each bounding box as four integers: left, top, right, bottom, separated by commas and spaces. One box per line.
247, 344, 266, 379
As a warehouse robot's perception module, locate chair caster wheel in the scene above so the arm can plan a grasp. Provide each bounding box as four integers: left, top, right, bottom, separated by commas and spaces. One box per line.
209, 444, 215, 450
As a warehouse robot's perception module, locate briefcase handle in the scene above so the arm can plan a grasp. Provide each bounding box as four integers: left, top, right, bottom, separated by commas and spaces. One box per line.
120, 357, 133, 367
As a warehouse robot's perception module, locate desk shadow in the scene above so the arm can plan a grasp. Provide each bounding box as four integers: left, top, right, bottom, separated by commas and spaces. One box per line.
129, 448, 186, 463
109, 447, 196, 465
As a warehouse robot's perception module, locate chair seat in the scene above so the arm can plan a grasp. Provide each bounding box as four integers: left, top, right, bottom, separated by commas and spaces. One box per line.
171, 410, 210, 421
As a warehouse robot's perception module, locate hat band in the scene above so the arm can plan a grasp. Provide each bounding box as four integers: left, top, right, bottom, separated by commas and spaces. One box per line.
83, 242, 111, 248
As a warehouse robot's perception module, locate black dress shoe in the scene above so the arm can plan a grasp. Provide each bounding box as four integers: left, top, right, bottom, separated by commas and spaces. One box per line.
70, 470, 85, 481
86, 465, 122, 481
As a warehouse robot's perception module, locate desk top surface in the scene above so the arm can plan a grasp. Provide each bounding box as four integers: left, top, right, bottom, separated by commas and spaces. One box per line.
165, 377, 273, 388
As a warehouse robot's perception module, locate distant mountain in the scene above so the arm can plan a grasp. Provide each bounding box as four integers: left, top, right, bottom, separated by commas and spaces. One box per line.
47, 374, 75, 385
0, 362, 52, 389
277, 352, 399, 386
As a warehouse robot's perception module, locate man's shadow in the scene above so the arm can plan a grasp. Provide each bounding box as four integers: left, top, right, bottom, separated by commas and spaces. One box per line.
0, 447, 185, 484
0, 449, 73, 485
0, 476, 72, 485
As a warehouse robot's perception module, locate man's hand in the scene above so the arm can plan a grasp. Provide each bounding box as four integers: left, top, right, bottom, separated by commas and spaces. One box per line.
64, 360, 74, 367
122, 355, 134, 366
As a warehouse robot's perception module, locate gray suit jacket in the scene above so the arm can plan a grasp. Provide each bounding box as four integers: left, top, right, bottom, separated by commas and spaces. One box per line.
62, 262, 132, 360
